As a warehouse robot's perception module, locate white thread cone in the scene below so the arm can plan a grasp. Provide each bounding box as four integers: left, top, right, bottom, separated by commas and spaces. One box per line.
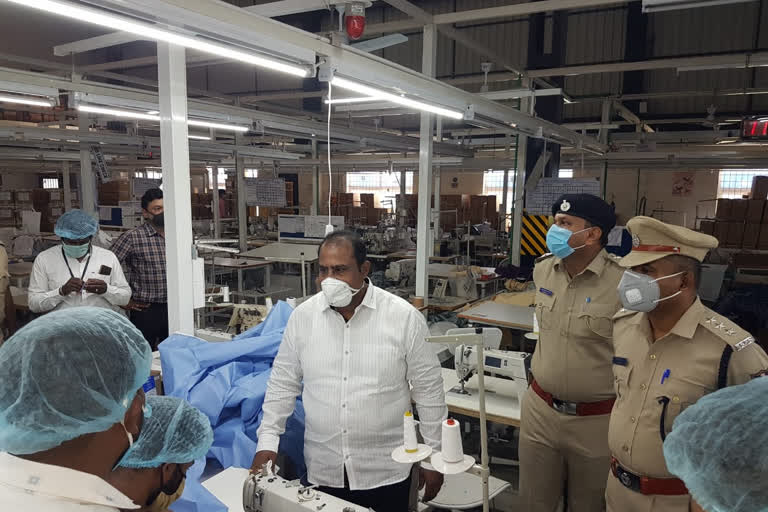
441, 418, 463, 463
404, 411, 418, 453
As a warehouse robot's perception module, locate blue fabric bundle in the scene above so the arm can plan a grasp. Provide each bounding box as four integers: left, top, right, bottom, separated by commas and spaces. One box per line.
159, 302, 306, 512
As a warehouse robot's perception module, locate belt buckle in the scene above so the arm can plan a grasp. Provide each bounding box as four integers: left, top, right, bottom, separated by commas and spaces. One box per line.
552, 399, 578, 415
616, 466, 641, 493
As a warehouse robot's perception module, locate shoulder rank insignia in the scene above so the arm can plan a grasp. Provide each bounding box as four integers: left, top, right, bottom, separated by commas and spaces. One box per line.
734, 336, 755, 352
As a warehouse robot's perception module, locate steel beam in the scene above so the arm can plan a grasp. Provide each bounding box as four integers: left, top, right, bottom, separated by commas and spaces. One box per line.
78, 113, 96, 216
415, 23, 436, 306
236, 135, 248, 253
158, 43, 195, 336
53, 32, 145, 56
62, 160, 72, 212
366, 0, 628, 34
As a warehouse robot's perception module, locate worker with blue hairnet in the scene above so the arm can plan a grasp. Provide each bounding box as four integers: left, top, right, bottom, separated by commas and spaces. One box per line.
0, 307, 153, 510
28, 209, 131, 314
663, 375, 768, 512
109, 396, 214, 511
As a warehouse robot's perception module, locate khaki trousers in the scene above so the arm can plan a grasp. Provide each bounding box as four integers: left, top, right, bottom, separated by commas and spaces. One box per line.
519, 386, 611, 512
605, 468, 691, 512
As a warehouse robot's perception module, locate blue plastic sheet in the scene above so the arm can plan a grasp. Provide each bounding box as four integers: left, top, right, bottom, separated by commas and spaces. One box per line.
158, 302, 306, 512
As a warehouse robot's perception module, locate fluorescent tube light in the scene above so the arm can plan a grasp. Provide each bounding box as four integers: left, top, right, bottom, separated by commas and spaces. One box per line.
77, 104, 160, 121
78, 105, 249, 132
0, 94, 54, 107
188, 135, 212, 140
325, 97, 381, 105
642, 0, 757, 12
8, 0, 310, 78
188, 119, 249, 133
330, 77, 465, 120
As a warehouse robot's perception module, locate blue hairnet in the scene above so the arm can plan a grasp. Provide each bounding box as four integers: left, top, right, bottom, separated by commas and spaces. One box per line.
664, 376, 768, 512
54, 209, 99, 240
119, 396, 213, 469
0, 307, 152, 455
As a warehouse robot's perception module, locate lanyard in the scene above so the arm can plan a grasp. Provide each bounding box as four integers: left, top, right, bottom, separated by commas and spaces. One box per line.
61, 245, 92, 280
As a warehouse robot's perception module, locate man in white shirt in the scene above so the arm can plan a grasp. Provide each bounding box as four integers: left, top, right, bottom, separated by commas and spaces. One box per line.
29, 209, 131, 314
0, 307, 153, 511
252, 231, 448, 512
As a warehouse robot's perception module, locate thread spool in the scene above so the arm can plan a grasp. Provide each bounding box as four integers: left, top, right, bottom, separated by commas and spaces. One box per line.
265, 297, 273, 313
221, 286, 230, 303
441, 418, 463, 463
404, 411, 418, 453
286, 297, 297, 308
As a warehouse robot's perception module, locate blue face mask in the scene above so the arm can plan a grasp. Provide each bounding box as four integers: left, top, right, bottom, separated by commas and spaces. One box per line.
546, 225, 590, 259
62, 242, 90, 259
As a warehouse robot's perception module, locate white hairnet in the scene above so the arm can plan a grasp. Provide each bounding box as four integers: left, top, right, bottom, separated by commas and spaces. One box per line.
119, 396, 213, 469
0, 307, 152, 454
664, 376, 768, 512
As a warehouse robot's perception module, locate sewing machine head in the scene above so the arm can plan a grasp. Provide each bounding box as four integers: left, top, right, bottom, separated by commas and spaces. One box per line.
242, 471, 367, 512
454, 346, 530, 403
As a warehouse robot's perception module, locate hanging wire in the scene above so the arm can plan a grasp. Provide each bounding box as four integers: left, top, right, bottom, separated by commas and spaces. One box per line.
327, 80, 333, 225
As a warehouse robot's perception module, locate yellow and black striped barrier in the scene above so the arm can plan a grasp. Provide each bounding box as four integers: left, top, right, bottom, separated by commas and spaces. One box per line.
521, 214, 551, 256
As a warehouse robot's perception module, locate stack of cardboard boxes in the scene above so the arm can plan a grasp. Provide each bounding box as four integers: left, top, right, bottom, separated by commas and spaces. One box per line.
331, 192, 388, 226
395, 193, 498, 229
702, 176, 768, 250
0, 191, 16, 227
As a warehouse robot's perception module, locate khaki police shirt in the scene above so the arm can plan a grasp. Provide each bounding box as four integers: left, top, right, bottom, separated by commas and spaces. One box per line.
609, 297, 768, 478
531, 249, 625, 402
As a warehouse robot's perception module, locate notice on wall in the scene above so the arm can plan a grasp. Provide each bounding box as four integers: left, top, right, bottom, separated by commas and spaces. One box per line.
278, 214, 345, 242
527, 178, 602, 215
672, 172, 695, 197
245, 178, 286, 207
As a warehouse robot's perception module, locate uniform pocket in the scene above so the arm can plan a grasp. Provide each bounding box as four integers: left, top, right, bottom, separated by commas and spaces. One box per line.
578, 303, 616, 339
535, 291, 556, 330
613, 364, 632, 401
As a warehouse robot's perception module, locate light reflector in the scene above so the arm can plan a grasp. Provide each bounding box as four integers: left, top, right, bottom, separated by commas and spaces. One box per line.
8, 0, 310, 78
330, 77, 465, 120
0, 94, 54, 107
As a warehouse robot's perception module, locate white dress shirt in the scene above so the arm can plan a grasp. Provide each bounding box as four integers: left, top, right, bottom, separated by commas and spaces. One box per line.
256, 284, 447, 491
28, 245, 131, 313
0, 452, 138, 511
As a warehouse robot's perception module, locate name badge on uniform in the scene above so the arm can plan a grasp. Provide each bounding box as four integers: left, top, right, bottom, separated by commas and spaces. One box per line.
612, 357, 628, 366
539, 287, 553, 296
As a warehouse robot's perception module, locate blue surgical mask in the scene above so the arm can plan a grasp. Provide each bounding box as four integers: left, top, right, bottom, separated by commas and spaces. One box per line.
62, 242, 90, 259
546, 225, 590, 259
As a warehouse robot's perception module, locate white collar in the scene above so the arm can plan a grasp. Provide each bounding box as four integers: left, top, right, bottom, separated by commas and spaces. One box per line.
0, 452, 138, 509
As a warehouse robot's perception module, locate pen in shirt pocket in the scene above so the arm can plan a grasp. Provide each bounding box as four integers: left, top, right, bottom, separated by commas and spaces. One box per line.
661, 369, 671, 385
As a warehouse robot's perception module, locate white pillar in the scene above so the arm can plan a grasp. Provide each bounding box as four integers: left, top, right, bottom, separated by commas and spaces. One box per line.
62, 160, 72, 212
432, 118, 443, 257
78, 114, 96, 216
211, 164, 221, 239
399, 169, 406, 227
236, 138, 248, 253
158, 42, 194, 335
415, 23, 437, 304
311, 139, 319, 216
511, 88, 532, 266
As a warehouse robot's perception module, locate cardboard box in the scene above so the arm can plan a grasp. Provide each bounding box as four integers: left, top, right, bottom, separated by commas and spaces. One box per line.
730, 199, 748, 221
751, 176, 768, 199
99, 180, 131, 204
359, 193, 375, 209
724, 222, 745, 248
743, 224, 761, 249
746, 199, 767, 223
142, 371, 164, 396
713, 221, 733, 246
760, 225, 768, 250
699, 220, 715, 235
0, 191, 13, 203
15, 190, 32, 203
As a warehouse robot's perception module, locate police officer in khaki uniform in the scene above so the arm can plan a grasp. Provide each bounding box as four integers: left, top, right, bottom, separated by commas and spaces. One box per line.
520, 194, 624, 512
606, 216, 768, 512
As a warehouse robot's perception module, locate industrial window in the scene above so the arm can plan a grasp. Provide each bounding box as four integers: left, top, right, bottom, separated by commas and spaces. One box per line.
42, 178, 60, 189
717, 170, 768, 198
346, 171, 413, 209
483, 170, 516, 212
559, 169, 574, 178
134, 170, 162, 180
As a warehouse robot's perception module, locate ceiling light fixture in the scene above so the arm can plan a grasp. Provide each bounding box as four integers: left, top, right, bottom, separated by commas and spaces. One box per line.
188, 135, 212, 140
188, 119, 249, 133
325, 97, 380, 105
7, 0, 311, 78
330, 76, 465, 120
0, 94, 54, 107
77, 105, 250, 132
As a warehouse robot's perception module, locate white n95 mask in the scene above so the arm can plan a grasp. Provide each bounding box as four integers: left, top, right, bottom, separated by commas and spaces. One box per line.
617, 270, 684, 313
321, 277, 362, 308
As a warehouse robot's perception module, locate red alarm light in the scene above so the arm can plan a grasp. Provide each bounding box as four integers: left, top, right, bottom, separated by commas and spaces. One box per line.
345, 2, 366, 40
741, 116, 768, 140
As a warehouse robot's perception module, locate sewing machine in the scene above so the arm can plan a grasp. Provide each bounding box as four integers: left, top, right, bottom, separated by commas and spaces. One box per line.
203, 467, 366, 512
385, 258, 417, 286
453, 345, 530, 403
